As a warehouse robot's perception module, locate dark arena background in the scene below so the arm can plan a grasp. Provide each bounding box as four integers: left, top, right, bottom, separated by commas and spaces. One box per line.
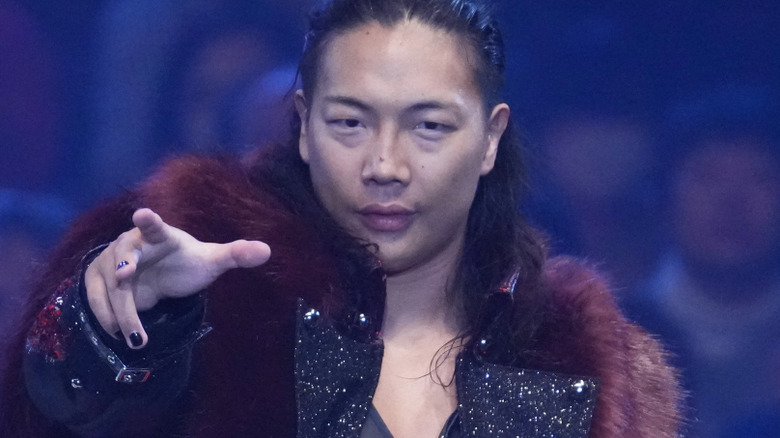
1, 1, 779, 436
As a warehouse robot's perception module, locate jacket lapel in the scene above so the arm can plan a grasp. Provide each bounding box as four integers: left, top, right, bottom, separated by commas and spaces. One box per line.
456, 353, 597, 437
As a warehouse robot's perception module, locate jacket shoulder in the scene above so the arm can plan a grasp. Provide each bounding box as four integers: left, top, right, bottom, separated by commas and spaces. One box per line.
534, 256, 683, 438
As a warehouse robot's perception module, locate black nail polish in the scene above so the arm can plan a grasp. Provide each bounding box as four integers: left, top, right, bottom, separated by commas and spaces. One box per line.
129, 332, 143, 347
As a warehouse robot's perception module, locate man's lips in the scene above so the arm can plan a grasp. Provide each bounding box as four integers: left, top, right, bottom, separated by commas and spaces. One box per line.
358, 204, 415, 232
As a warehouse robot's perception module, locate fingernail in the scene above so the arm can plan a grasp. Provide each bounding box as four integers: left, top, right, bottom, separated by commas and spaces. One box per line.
129, 332, 143, 347
116, 260, 129, 270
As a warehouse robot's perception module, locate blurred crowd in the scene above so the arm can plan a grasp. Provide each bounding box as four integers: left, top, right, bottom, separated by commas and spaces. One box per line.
1, 0, 778, 436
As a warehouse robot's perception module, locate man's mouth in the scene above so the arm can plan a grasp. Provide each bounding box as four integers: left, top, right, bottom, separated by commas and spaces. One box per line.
358, 204, 416, 232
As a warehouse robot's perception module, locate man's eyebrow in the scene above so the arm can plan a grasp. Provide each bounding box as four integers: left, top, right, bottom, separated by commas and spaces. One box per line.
408, 100, 453, 110
322, 95, 371, 111
324, 96, 460, 109
406, 100, 465, 115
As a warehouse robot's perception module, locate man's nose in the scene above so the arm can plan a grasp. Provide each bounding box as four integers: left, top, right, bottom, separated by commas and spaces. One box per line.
361, 129, 411, 185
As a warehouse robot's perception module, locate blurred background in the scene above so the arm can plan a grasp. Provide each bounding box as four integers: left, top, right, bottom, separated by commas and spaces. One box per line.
1, 0, 779, 436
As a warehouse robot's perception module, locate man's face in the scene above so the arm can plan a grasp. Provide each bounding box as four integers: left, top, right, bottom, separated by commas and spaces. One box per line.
296, 20, 508, 275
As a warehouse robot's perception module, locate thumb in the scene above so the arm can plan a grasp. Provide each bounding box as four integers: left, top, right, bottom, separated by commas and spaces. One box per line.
133, 208, 169, 244
213, 239, 271, 271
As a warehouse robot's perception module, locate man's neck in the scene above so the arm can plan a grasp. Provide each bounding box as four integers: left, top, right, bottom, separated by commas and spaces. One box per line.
381, 250, 462, 345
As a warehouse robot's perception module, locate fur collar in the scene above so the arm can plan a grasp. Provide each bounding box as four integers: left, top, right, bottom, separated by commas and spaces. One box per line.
2, 155, 681, 437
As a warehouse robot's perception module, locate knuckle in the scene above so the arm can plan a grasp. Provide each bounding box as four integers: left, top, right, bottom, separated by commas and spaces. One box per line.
117, 315, 139, 330
116, 228, 141, 246
91, 251, 111, 270
86, 289, 102, 310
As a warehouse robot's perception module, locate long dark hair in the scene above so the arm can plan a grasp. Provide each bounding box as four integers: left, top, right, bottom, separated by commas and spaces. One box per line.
250, 0, 548, 360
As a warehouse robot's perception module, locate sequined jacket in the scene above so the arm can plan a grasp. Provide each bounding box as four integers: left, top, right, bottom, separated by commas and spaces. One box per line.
0, 156, 682, 437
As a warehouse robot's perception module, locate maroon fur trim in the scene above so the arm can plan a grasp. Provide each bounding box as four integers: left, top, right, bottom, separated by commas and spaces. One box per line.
1, 156, 681, 437
535, 257, 682, 437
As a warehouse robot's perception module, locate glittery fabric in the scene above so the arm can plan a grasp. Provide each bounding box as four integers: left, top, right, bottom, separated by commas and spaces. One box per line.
295, 300, 384, 438
456, 354, 597, 437
295, 298, 598, 438
26, 278, 75, 361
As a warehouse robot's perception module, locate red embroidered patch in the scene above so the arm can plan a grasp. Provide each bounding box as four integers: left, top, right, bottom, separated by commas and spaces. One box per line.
27, 279, 74, 361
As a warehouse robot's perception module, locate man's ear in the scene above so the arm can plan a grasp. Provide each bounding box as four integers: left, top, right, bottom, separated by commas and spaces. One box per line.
481, 103, 510, 175
294, 90, 310, 163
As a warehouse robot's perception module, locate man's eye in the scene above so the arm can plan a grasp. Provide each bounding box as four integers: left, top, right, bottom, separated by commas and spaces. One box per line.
413, 121, 456, 139
416, 121, 443, 130
330, 119, 362, 128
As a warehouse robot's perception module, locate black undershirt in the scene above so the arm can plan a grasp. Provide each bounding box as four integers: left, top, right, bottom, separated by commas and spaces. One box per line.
359, 404, 460, 438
